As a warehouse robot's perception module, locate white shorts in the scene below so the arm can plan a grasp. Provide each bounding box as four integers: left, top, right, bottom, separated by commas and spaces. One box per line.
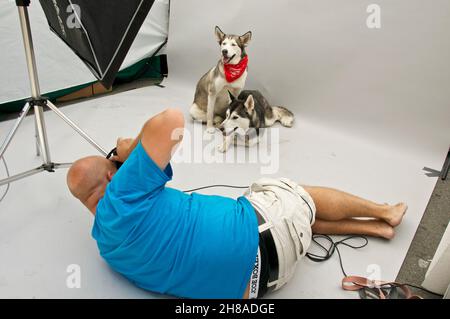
244, 177, 316, 293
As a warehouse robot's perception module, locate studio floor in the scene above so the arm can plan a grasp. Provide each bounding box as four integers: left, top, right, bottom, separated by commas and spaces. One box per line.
0, 80, 447, 298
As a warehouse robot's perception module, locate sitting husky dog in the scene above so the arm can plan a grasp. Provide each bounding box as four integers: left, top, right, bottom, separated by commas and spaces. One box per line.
218, 90, 294, 152
190, 26, 252, 134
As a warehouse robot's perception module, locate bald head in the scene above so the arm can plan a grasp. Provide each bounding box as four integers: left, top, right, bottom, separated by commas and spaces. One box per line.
67, 156, 117, 213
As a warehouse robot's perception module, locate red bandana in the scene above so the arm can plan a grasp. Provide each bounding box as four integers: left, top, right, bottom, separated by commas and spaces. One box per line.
223, 55, 248, 83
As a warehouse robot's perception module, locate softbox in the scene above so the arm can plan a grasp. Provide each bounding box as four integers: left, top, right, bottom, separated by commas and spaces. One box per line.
39, 0, 155, 88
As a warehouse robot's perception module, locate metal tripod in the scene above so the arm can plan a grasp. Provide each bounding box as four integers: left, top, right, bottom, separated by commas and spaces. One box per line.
0, 3, 107, 187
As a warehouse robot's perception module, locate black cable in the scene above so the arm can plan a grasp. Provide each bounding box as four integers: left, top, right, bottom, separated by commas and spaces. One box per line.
365, 281, 444, 298
306, 234, 444, 298
183, 184, 249, 193
306, 234, 368, 277
0, 155, 10, 203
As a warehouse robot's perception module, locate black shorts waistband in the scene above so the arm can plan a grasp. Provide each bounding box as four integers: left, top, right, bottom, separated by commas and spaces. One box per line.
254, 207, 279, 297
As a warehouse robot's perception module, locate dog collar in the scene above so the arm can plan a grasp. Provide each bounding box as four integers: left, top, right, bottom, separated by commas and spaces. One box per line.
223, 55, 248, 83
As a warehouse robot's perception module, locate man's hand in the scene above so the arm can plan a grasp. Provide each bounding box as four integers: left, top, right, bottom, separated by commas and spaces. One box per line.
111, 137, 134, 163
108, 108, 184, 171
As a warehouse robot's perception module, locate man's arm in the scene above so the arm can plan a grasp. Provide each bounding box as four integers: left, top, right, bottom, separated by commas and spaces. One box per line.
113, 108, 185, 170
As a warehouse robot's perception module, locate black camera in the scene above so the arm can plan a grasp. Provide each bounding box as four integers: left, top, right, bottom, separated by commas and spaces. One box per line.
106, 147, 123, 170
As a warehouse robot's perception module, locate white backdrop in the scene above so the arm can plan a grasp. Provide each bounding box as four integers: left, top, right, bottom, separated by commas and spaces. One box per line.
0, 0, 169, 104
167, 0, 450, 160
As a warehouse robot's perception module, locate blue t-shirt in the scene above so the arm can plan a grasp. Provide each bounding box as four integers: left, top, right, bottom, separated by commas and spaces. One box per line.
92, 142, 259, 298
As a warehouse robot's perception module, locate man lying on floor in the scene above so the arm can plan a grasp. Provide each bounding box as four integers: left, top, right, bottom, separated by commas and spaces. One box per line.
66, 108, 407, 299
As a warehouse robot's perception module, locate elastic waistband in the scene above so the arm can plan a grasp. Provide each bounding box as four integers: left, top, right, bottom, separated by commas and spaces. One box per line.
253, 207, 279, 295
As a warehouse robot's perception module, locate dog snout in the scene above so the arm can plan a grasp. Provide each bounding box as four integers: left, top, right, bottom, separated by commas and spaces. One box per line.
222, 49, 228, 57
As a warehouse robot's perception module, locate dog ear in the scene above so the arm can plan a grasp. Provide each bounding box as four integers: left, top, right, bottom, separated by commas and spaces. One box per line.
228, 90, 236, 102
244, 95, 255, 112
239, 31, 252, 46
215, 26, 226, 43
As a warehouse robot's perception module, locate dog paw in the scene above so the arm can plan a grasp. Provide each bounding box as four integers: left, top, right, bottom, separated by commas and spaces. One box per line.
213, 116, 224, 126
217, 144, 227, 153
281, 117, 294, 127
205, 127, 216, 135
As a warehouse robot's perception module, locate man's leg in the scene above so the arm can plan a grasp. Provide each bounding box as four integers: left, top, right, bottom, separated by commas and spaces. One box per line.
312, 218, 395, 239
303, 186, 407, 227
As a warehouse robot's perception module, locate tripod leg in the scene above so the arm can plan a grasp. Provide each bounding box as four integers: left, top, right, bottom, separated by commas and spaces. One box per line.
33, 104, 51, 165
0, 165, 46, 187
34, 115, 41, 156
0, 102, 32, 159
45, 100, 107, 156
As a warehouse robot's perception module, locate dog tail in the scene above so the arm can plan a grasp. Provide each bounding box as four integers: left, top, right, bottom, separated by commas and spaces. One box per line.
272, 106, 294, 127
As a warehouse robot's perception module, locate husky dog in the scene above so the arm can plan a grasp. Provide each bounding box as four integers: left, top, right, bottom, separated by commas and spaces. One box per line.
217, 90, 294, 152
190, 26, 252, 134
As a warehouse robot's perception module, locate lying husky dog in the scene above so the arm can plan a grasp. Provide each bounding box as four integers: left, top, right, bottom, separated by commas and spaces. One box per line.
190, 26, 252, 134
218, 90, 294, 152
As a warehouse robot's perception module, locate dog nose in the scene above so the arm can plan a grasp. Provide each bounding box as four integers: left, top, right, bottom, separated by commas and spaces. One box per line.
222, 49, 228, 56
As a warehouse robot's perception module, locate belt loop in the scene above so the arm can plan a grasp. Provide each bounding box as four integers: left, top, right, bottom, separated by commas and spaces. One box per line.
258, 222, 272, 233
267, 280, 278, 288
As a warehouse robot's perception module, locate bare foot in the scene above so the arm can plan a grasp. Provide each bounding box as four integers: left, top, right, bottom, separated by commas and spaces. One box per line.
375, 222, 396, 240
384, 203, 408, 227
